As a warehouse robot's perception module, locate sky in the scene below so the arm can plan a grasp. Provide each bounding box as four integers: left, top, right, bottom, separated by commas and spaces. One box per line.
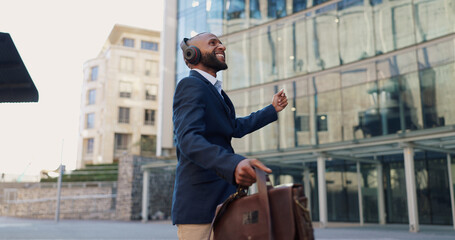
0, 0, 164, 181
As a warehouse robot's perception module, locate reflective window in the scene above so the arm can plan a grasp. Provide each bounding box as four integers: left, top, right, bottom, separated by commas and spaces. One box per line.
413, 0, 455, 43
144, 109, 155, 125
309, 164, 319, 221
87, 89, 96, 105
230, 90, 250, 153
307, 2, 340, 72
293, 0, 307, 13
341, 64, 377, 140
90, 66, 98, 81
118, 107, 130, 124
86, 113, 95, 129
293, 79, 312, 146
119, 82, 132, 98
225, 33, 249, 90
278, 80, 310, 148
338, 0, 374, 64
415, 153, 453, 225
292, 16, 309, 75
452, 157, 455, 219
360, 163, 379, 223
383, 157, 408, 223
85, 138, 94, 155
248, 28, 277, 86
226, 0, 246, 33
422, 63, 455, 128
312, 72, 342, 144
207, 0, 224, 34
373, 0, 416, 54
267, 0, 287, 19
248, 86, 279, 152
326, 161, 359, 222
114, 133, 130, 150
123, 38, 135, 48
250, 0, 262, 19
276, 22, 299, 79
417, 40, 455, 128
226, 0, 245, 20
141, 41, 158, 51
376, 72, 420, 135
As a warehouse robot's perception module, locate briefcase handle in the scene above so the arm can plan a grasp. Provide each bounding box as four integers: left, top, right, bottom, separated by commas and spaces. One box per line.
208, 168, 273, 240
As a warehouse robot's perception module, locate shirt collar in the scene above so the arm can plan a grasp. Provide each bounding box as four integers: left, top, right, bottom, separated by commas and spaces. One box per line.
193, 69, 221, 87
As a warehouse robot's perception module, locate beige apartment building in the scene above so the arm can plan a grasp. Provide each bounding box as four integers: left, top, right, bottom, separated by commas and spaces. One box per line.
77, 25, 160, 168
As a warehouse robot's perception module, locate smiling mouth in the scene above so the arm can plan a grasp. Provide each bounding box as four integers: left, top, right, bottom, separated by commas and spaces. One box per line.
216, 53, 225, 60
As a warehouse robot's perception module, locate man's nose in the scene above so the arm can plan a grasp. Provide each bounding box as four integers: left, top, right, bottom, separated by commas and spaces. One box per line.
217, 43, 226, 51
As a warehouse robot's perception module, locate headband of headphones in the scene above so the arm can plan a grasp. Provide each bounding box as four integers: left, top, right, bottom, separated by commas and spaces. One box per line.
180, 38, 201, 65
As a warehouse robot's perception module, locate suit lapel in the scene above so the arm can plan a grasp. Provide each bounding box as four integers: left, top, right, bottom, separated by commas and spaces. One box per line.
221, 90, 235, 119
189, 70, 233, 118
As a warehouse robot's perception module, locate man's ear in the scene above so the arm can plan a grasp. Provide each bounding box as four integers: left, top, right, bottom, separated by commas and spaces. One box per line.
184, 59, 191, 68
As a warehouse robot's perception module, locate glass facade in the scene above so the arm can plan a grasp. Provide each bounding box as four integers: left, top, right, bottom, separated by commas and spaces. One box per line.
175, 0, 455, 225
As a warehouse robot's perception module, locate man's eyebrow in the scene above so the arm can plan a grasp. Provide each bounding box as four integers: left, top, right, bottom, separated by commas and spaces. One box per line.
209, 38, 222, 44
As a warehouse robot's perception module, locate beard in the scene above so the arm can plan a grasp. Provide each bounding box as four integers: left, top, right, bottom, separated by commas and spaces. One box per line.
200, 50, 228, 72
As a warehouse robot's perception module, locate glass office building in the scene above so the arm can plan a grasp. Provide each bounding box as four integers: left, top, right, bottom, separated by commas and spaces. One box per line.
165, 0, 455, 230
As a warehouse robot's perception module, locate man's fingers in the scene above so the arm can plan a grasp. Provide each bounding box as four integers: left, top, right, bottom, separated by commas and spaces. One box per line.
251, 159, 272, 174
235, 159, 272, 186
242, 164, 256, 180
277, 89, 284, 96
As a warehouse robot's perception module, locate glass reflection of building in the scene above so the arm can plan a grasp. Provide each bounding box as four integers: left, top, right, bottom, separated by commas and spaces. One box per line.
162, 0, 455, 230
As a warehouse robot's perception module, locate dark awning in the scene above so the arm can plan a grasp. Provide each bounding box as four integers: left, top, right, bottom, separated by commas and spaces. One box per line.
0, 32, 39, 103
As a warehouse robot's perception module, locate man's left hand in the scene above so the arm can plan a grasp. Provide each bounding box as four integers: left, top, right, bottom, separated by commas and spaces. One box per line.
272, 89, 288, 112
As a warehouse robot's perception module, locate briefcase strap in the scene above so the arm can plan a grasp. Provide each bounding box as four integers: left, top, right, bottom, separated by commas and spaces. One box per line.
208, 169, 273, 240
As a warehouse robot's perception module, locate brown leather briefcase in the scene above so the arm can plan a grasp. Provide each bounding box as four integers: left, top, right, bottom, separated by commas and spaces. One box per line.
209, 168, 314, 240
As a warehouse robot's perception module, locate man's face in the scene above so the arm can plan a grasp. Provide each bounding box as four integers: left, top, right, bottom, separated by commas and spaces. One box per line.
189, 33, 228, 71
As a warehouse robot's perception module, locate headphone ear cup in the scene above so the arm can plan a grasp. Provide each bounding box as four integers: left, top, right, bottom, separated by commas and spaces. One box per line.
184, 45, 201, 65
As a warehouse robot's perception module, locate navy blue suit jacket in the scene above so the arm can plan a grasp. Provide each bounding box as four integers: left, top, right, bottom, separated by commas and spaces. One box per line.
171, 70, 278, 224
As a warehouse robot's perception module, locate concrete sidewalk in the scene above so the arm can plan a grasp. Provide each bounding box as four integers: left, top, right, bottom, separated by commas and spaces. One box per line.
0, 217, 454, 239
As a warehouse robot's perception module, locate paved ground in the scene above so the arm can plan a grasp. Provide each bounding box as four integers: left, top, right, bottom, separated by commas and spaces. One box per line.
0, 217, 454, 239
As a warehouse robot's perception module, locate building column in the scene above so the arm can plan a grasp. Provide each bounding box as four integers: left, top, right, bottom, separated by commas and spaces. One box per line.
303, 166, 311, 217
403, 147, 419, 232
157, 0, 177, 157
356, 161, 364, 225
447, 154, 455, 230
141, 170, 150, 222
377, 162, 386, 225
317, 156, 327, 228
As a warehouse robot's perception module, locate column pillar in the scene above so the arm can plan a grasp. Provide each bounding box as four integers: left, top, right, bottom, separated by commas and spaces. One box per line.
141, 170, 150, 222
357, 161, 364, 225
157, 0, 177, 157
377, 162, 386, 225
403, 147, 419, 232
447, 154, 455, 230
317, 156, 327, 228
304, 166, 311, 217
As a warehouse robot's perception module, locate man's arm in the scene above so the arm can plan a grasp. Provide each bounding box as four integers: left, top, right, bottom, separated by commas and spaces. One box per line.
232, 89, 288, 138
233, 89, 288, 186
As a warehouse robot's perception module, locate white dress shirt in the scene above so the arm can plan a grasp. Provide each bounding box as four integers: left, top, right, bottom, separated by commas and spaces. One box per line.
193, 69, 223, 96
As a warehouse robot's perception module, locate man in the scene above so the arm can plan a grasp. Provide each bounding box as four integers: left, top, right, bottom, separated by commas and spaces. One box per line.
172, 32, 288, 239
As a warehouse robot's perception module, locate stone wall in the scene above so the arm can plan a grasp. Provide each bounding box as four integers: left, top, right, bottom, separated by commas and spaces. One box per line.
0, 154, 176, 221
0, 182, 116, 220
146, 169, 175, 220
115, 154, 135, 220
115, 155, 175, 221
